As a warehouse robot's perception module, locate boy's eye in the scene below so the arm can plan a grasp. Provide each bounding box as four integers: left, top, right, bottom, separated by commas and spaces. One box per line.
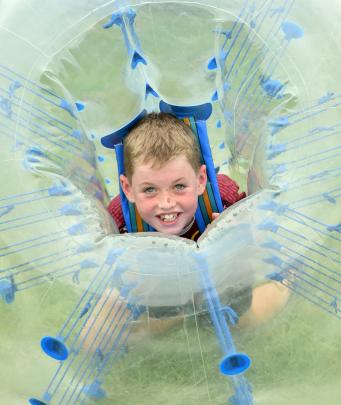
174, 184, 186, 190
143, 186, 156, 194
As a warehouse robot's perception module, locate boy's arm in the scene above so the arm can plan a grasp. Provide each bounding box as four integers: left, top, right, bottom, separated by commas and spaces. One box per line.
214, 175, 289, 327
217, 173, 246, 209
211, 174, 246, 220
238, 281, 290, 328
107, 195, 126, 232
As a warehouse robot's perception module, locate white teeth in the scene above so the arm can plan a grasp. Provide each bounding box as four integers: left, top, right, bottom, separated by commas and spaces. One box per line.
160, 214, 178, 222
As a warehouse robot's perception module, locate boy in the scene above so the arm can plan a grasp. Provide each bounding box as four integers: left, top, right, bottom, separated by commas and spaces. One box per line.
107, 112, 246, 240
81, 112, 289, 350
103, 112, 288, 327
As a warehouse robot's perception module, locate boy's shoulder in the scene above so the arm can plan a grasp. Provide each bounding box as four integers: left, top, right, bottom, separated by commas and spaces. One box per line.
107, 194, 126, 232
216, 173, 246, 208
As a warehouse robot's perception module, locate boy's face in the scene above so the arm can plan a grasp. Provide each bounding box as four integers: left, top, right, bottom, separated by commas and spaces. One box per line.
120, 155, 207, 235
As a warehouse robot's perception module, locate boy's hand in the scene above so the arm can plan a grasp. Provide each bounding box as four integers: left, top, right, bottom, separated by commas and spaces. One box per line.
206, 212, 220, 232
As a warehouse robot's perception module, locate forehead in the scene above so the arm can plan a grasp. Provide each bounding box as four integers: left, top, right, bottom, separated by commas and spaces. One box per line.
131, 155, 197, 184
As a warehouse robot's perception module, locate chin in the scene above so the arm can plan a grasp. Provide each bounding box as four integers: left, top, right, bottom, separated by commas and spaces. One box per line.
154, 227, 178, 235
153, 223, 183, 235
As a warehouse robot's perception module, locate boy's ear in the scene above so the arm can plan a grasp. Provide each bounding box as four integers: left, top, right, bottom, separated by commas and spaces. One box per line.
197, 164, 207, 195
120, 174, 135, 203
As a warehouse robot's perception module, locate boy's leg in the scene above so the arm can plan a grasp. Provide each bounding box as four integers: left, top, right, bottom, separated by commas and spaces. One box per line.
80, 288, 130, 351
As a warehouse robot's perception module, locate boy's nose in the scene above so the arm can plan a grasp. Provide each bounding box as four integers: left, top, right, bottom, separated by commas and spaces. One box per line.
158, 193, 175, 210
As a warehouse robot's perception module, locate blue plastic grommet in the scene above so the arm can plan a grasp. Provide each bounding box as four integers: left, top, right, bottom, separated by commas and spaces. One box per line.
82, 379, 107, 399
0, 278, 16, 304
28, 399, 48, 405
219, 353, 251, 376
41, 336, 69, 361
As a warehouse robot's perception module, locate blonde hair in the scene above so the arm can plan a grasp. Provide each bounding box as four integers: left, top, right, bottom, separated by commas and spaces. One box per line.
123, 112, 201, 180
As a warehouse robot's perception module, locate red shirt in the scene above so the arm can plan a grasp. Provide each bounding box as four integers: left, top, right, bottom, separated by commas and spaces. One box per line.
107, 174, 246, 241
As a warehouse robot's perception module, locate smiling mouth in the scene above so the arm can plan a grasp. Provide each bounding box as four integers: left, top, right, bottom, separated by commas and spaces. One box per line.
158, 213, 180, 223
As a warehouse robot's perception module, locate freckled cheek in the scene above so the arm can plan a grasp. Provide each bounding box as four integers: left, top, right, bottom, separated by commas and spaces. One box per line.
135, 197, 156, 217
179, 195, 198, 214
